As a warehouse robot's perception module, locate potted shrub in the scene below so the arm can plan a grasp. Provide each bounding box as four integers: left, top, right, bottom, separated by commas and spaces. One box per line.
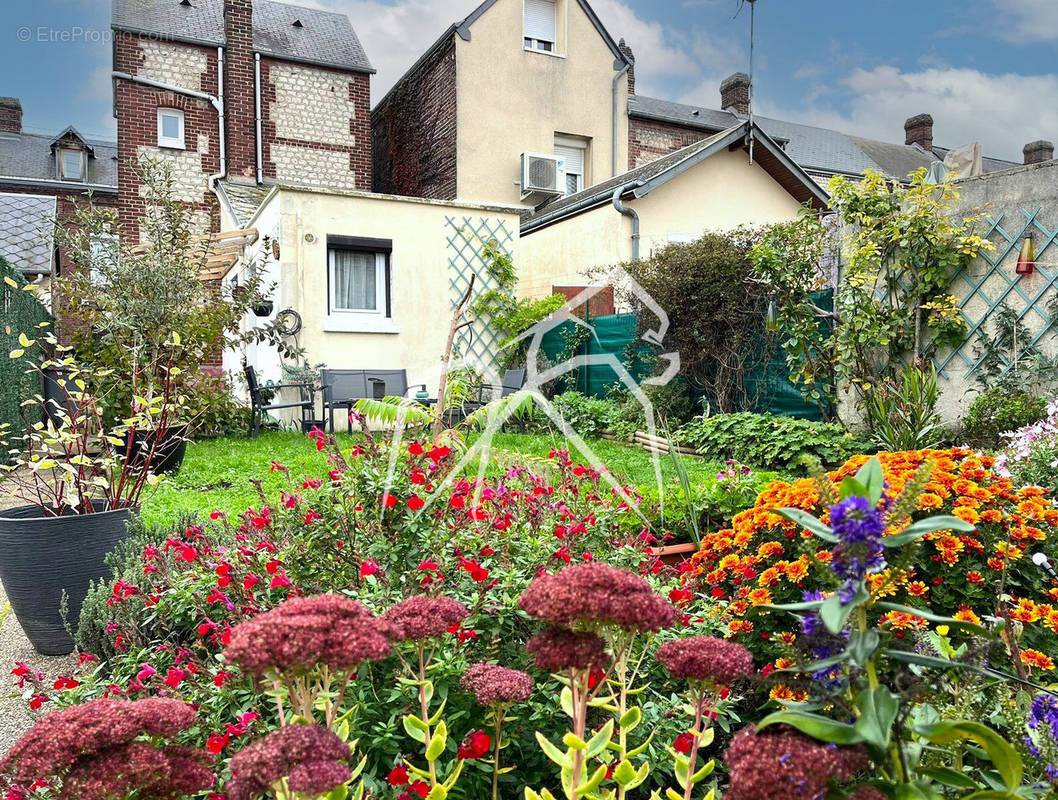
0, 338, 182, 655
57, 157, 298, 472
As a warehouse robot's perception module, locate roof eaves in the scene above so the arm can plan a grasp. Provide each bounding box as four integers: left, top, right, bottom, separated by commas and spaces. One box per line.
0, 175, 117, 192
110, 23, 221, 50
748, 125, 830, 207
631, 124, 748, 198
255, 48, 375, 74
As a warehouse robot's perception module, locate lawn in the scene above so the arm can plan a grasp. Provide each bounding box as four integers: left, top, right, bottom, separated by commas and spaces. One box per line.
140, 430, 746, 527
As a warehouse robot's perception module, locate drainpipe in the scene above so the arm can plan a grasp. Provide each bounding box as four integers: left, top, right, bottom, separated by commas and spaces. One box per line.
611, 62, 630, 177
113, 54, 227, 185
254, 52, 263, 184
611, 181, 644, 261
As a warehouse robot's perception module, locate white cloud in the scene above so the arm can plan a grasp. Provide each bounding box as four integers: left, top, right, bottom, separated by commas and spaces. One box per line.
761, 65, 1058, 162
993, 0, 1058, 42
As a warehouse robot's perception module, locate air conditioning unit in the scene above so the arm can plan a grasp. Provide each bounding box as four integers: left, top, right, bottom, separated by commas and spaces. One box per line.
520, 152, 564, 203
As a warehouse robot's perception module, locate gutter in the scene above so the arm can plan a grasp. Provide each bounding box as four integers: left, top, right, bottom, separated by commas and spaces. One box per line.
112, 56, 227, 184
611, 61, 630, 177
611, 181, 644, 261
255, 53, 264, 184
0, 176, 116, 193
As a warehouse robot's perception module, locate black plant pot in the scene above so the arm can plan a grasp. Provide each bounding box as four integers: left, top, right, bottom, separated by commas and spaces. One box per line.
0, 501, 134, 655
118, 424, 190, 475
252, 300, 274, 317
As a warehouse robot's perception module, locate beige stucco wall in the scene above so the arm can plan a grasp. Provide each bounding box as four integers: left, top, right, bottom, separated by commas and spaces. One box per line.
519, 147, 805, 296
454, 0, 629, 205
272, 187, 522, 393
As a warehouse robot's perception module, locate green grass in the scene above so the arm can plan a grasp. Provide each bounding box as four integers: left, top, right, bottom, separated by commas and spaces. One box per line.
140, 431, 738, 527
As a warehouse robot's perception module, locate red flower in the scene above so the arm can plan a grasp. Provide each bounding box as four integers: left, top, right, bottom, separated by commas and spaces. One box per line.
410, 471, 426, 485
303, 510, 321, 525
428, 446, 450, 463
28, 694, 47, 710
669, 588, 693, 605
457, 729, 492, 760
269, 571, 291, 590
673, 732, 694, 754
382, 494, 398, 509
450, 495, 465, 509
408, 495, 425, 511
209, 510, 224, 521
52, 676, 78, 690
387, 766, 409, 786
214, 671, 231, 687
360, 559, 379, 579
243, 574, 260, 591
206, 733, 229, 754
408, 781, 429, 798
408, 442, 424, 456
162, 667, 185, 689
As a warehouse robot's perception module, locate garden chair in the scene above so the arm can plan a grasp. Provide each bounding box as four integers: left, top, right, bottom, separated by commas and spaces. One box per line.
244, 364, 317, 439
321, 369, 427, 433
471, 368, 527, 405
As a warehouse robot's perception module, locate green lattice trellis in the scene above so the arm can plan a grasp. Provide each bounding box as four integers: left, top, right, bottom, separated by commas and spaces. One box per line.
935, 207, 1058, 380
445, 215, 514, 369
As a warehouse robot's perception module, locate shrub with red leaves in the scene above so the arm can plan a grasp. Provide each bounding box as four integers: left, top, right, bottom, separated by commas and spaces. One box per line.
723, 724, 870, 800
226, 724, 352, 800
656, 636, 754, 686
518, 563, 677, 633
382, 595, 469, 642
223, 594, 392, 678
460, 663, 533, 708
0, 698, 213, 800
527, 627, 610, 672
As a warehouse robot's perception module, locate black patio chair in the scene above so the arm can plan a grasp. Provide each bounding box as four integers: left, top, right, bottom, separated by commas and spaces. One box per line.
244, 364, 317, 439
472, 368, 527, 405
321, 369, 427, 432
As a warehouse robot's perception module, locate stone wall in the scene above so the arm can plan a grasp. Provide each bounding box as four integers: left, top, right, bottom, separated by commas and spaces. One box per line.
628, 116, 711, 168
371, 36, 457, 199
261, 59, 371, 191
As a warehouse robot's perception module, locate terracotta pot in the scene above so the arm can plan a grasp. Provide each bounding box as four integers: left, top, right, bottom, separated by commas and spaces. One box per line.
652, 542, 699, 566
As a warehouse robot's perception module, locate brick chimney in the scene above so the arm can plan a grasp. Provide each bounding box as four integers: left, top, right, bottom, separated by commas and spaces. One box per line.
0, 97, 22, 135
904, 113, 934, 151
224, 0, 258, 180
1024, 140, 1054, 165
720, 73, 751, 116
618, 39, 635, 95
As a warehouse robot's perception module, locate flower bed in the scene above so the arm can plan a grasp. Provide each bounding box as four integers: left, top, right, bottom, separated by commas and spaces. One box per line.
682, 448, 1058, 669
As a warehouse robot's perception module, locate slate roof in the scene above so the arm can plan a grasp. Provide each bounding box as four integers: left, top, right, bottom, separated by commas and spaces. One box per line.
0, 193, 57, 275
522, 122, 828, 232
111, 0, 374, 73
217, 180, 273, 227
628, 94, 1016, 180
0, 132, 118, 188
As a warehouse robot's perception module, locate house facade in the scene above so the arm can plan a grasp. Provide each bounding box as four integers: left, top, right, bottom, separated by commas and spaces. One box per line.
111, 0, 375, 239
372, 0, 633, 205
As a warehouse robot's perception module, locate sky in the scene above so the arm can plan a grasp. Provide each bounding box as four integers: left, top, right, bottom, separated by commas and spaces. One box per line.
2, 0, 1056, 161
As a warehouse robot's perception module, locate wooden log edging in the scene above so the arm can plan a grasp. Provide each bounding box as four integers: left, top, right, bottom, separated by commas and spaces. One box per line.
600, 431, 700, 458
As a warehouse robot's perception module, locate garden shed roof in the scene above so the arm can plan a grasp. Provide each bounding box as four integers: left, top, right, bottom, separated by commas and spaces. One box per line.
111, 0, 374, 73
0, 193, 56, 275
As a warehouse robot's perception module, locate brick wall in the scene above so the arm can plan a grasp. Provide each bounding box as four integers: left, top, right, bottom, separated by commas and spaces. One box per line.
371, 36, 457, 199
260, 59, 371, 191
114, 33, 220, 241
628, 116, 712, 168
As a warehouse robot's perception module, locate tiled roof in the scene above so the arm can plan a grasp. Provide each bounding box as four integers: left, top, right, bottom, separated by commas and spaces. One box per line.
0, 131, 118, 187
111, 0, 373, 73
217, 180, 273, 227
0, 193, 57, 275
522, 122, 828, 232
628, 95, 1016, 180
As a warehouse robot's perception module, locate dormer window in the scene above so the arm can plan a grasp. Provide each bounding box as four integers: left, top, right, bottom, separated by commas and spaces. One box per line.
59, 148, 85, 182
158, 108, 186, 149
524, 0, 556, 52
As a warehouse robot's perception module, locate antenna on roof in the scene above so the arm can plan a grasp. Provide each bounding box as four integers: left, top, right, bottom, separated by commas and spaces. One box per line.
747, 0, 757, 163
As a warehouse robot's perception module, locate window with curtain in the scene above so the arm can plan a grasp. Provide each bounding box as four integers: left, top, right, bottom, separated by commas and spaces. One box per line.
329, 248, 386, 313
524, 0, 556, 51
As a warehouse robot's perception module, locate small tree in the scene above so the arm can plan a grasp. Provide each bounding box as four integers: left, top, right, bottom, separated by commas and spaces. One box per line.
56, 157, 296, 425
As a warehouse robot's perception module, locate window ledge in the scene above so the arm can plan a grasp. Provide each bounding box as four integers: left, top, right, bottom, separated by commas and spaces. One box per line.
524, 47, 566, 59
323, 315, 401, 334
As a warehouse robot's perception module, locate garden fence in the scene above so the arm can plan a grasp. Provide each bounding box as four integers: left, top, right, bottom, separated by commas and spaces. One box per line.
0, 257, 52, 464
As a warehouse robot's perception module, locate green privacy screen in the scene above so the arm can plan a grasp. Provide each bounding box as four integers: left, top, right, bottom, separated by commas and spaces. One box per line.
538, 293, 831, 421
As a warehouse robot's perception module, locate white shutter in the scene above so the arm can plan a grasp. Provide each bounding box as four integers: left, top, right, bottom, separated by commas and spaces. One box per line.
525, 0, 556, 42
555, 145, 584, 177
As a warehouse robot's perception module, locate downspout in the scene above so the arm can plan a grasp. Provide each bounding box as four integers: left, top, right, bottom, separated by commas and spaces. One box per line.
611, 181, 644, 261
112, 53, 227, 185
611, 62, 630, 177
254, 52, 263, 184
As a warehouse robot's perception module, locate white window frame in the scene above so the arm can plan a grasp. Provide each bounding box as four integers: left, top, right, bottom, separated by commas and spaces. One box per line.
157, 108, 185, 150
524, 0, 557, 53
88, 233, 119, 287
555, 135, 588, 196
59, 148, 85, 182
325, 245, 400, 333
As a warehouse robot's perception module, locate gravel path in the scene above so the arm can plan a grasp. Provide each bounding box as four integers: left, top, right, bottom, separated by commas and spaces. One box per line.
0, 478, 78, 754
